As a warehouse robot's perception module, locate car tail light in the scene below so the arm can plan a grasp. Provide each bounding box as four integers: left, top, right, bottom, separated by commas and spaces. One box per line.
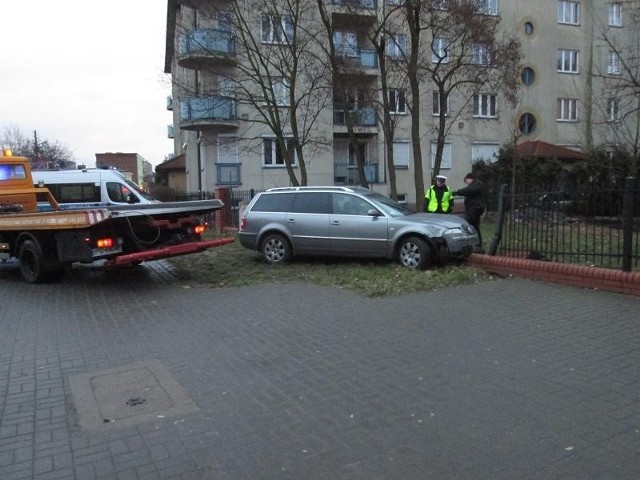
239, 216, 247, 231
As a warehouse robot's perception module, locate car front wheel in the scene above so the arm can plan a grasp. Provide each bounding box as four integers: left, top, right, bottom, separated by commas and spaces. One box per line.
261, 233, 292, 265
398, 236, 432, 270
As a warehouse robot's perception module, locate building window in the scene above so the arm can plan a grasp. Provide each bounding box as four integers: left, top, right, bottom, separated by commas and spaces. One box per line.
608, 3, 622, 27
263, 138, 296, 167
523, 21, 534, 35
388, 89, 406, 114
557, 49, 579, 73
473, 93, 497, 118
557, 98, 578, 121
430, 142, 452, 169
272, 78, 290, 106
387, 34, 406, 59
557, 1, 580, 24
608, 51, 622, 74
432, 37, 450, 63
519, 113, 536, 134
471, 43, 491, 65
474, 0, 498, 15
393, 141, 410, 168
432, 0, 448, 10
432, 90, 448, 116
607, 98, 620, 122
261, 14, 293, 44
471, 143, 500, 163
388, 0, 405, 4
521, 67, 535, 85
333, 31, 358, 57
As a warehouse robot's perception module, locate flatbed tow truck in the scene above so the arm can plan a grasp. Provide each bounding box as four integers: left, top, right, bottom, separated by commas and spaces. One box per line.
0, 148, 233, 283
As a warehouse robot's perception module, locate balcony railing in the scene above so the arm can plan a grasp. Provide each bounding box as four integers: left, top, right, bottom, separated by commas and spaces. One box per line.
333, 105, 378, 127
335, 48, 378, 70
177, 28, 236, 68
334, 162, 379, 184
179, 96, 237, 130
331, 0, 377, 9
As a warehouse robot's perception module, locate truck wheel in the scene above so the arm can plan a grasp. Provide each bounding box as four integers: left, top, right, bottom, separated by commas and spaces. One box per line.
261, 233, 291, 265
19, 239, 46, 283
398, 236, 432, 270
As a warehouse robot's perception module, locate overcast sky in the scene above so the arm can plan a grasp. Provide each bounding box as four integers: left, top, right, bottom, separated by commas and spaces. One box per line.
1, 1, 173, 168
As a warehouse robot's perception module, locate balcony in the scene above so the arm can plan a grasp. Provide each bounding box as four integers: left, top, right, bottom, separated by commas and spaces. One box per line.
334, 162, 379, 185
334, 48, 379, 76
179, 96, 238, 131
177, 29, 236, 69
330, 0, 377, 25
166, 96, 173, 111
333, 105, 378, 134
167, 125, 175, 139
174, 0, 223, 9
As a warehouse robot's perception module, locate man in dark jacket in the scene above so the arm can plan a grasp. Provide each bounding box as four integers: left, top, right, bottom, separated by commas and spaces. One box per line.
454, 172, 486, 252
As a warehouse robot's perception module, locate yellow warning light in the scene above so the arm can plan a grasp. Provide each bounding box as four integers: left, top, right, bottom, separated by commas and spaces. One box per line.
2, 147, 13, 156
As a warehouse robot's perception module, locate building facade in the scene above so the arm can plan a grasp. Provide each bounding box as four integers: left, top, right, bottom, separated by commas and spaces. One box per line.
95, 152, 152, 187
164, 0, 637, 206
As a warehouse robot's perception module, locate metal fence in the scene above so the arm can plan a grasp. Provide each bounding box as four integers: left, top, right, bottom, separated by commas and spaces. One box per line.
489, 178, 640, 271
228, 188, 262, 227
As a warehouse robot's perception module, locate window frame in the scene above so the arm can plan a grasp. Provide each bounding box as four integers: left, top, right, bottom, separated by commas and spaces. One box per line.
431, 37, 450, 64
474, 0, 498, 16
471, 43, 491, 66
386, 34, 407, 59
262, 137, 297, 167
432, 90, 449, 116
393, 140, 410, 169
556, 98, 578, 122
557, 1, 580, 25
430, 141, 452, 170
607, 98, 620, 122
261, 14, 293, 44
607, 51, 622, 75
272, 78, 291, 106
473, 93, 497, 118
388, 89, 407, 114
557, 49, 579, 73
608, 3, 622, 27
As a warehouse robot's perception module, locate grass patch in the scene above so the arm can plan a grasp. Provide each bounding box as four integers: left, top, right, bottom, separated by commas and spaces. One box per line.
169, 234, 492, 297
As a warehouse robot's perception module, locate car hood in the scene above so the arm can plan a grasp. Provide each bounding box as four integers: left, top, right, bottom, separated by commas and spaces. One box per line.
403, 212, 469, 228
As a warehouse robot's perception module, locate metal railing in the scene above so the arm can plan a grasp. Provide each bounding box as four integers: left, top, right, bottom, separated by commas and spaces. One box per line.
489, 178, 640, 271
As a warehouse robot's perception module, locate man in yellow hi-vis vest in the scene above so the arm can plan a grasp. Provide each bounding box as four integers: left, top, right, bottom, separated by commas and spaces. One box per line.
424, 175, 454, 213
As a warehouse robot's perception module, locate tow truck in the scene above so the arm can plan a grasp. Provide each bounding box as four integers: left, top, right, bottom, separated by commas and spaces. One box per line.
0, 148, 233, 283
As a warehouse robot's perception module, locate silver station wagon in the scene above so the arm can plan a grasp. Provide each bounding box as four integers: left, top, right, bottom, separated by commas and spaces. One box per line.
238, 186, 480, 269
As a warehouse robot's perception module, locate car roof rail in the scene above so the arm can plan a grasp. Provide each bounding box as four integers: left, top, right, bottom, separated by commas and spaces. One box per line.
266, 186, 370, 193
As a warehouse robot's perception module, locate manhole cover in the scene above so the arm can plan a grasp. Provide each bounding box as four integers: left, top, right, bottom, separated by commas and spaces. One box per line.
69, 360, 199, 430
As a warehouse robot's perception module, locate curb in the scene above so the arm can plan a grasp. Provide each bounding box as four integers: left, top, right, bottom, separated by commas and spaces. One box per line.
466, 253, 640, 297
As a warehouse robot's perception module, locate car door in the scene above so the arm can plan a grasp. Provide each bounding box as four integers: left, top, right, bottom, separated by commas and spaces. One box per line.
330, 193, 389, 257
286, 192, 331, 254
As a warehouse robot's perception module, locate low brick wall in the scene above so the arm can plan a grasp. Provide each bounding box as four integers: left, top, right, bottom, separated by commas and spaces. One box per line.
466, 254, 640, 297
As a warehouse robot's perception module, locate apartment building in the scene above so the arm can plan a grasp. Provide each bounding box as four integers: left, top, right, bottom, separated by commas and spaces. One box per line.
95, 152, 152, 186
164, 0, 637, 206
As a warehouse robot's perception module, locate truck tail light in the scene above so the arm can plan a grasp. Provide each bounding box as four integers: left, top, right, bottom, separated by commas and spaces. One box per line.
96, 237, 114, 248
193, 224, 206, 235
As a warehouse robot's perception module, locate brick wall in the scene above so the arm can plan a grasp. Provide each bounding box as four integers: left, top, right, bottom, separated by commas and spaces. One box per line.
466, 254, 640, 297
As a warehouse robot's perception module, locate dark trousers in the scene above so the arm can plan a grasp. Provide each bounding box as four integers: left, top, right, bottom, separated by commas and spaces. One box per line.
465, 207, 484, 251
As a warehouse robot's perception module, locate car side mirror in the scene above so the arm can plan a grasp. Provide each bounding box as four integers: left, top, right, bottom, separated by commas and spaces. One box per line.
366, 208, 381, 217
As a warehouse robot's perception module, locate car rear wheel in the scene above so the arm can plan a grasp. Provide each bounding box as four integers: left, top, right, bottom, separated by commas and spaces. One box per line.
398, 236, 432, 270
261, 233, 292, 265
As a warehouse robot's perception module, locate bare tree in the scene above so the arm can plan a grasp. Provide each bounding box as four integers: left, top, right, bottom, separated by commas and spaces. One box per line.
1, 125, 75, 168
173, 0, 332, 186
590, 1, 640, 163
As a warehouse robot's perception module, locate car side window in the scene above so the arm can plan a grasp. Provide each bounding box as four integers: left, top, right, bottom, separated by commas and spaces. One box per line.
333, 193, 374, 215
290, 192, 330, 214
251, 193, 293, 212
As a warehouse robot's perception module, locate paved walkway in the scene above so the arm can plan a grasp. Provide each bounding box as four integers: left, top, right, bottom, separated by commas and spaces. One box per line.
1, 261, 639, 479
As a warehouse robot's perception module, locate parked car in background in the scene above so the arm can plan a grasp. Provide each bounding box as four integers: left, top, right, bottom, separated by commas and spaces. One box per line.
238, 186, 480, 269
537, 191, 573, 212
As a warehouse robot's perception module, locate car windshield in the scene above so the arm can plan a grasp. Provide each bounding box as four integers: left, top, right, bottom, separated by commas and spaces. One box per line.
365, 192, 416, 218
